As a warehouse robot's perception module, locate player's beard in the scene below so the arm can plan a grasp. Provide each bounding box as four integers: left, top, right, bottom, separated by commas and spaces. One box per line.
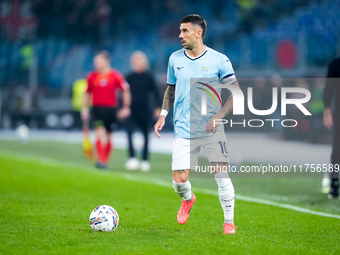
184, 43, 193, 50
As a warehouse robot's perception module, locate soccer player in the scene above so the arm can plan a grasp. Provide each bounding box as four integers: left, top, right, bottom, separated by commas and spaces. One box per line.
82, 51, 131, 169
154, 14, 239, 234
323, 57, 340, 198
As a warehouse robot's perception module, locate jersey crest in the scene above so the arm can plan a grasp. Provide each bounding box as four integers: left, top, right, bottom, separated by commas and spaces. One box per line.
201, 66, 210, 75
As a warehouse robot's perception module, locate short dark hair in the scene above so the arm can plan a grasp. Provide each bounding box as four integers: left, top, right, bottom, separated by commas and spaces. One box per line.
96, 50, 110, 61
180, 14, 207, 37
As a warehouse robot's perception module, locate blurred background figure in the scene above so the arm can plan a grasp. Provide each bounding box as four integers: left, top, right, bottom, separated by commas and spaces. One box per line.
237, 0, 257, 34
5, 84, 36, 128
82, 51, 131, 169
72, 78, 87, 129
323, 56, 340, 199
124, 51, 161, 172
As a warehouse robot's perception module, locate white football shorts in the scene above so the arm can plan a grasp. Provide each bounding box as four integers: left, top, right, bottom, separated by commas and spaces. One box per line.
172, 132, 229, 171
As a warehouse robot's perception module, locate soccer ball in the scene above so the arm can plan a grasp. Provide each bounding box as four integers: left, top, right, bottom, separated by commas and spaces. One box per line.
15, 124, 30, 144
89, 205, 119, 232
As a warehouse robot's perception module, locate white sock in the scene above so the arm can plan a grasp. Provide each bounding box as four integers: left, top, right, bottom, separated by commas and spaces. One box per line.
172, 180, 193, 202
214, 173, 235, 223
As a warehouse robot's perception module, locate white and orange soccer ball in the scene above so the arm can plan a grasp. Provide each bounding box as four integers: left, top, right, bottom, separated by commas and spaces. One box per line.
89, 205, 119, 232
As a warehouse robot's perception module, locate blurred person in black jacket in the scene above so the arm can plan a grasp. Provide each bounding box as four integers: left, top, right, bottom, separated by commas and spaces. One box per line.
124, 51, 161, 171
323, 57, 340, 198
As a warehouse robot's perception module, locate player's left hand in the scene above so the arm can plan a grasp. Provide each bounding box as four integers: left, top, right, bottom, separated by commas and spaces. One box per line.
205, 112, 224, 134
117, 106, 131, 120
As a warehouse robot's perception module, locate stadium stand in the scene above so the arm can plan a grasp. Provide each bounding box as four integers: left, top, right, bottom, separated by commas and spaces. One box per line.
1, 0, 338, 89
0, 0, 338, 136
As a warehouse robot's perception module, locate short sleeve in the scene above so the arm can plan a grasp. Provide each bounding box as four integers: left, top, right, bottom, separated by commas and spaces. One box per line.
86, 73, 94, 93
114, 70, 130, 91
166, 55, 176, 85
219, 55, 234, 79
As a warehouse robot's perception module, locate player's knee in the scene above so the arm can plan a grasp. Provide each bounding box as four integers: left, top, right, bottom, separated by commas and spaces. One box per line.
172, 170, 189, 183
95, 128, 107, 143
173, 175, 187, 183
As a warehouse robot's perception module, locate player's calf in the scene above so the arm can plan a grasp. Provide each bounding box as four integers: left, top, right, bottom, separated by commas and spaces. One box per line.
173, 179, 195, 224
214, 171, 235, 228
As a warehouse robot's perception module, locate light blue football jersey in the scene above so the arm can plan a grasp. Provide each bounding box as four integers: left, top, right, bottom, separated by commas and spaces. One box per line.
167, 47, 235, 138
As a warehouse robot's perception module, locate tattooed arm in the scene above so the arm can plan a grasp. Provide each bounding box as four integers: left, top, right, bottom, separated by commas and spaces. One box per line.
154, 85, 175, 138
161, 85, 175, 112
218, 78, 240, 118
205, 77, 240, 134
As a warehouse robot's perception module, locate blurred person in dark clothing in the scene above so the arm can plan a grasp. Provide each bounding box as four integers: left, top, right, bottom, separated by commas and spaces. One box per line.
323, 57, 340, 198
124, 51, 161, 172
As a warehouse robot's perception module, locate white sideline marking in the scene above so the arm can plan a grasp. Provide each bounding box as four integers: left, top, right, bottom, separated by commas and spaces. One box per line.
122, 173, 340, 220
235, 195, 340, 219
1, 150, 340, 220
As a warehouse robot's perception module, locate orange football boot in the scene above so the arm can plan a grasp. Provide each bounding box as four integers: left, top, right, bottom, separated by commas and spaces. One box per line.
177, 193, 196, 225
223, 223, 237, 234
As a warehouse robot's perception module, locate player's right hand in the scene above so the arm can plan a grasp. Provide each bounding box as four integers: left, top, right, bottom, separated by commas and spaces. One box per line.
154, 116, 165, 138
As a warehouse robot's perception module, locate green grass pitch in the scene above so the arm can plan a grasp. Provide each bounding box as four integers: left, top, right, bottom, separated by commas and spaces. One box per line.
0, 140, 339, 254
